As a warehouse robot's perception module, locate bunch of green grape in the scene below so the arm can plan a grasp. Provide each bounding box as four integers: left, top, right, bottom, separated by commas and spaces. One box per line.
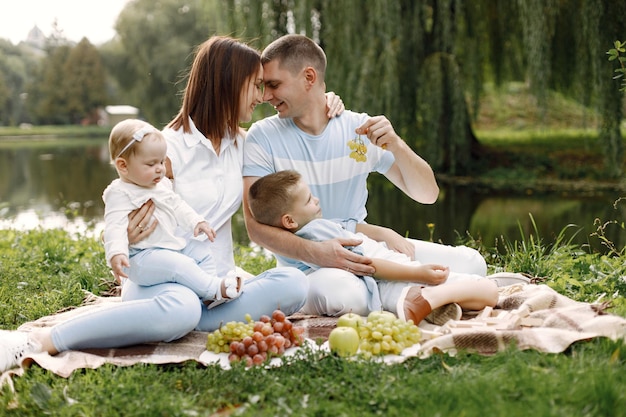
206, 313, 255, 354
347, 135, 367, 162
357, 312, 421, 358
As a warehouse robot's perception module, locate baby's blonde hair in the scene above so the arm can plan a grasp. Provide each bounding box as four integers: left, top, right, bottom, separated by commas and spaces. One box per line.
108, 119, 163, 161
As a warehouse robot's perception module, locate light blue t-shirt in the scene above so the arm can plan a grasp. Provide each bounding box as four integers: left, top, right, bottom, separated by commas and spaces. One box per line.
243, 110, 395, 224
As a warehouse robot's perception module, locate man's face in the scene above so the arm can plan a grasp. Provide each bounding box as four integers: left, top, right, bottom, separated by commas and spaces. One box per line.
262, 60, 305, 119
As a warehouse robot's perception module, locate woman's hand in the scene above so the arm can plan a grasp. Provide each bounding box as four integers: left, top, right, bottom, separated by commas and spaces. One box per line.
110, 254, 130, 282
325, 92, 345, 118
127, 200, 157, 245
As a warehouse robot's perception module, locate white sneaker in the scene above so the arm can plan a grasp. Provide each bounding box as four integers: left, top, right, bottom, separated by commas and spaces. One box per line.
0, 330, 42, 373
487, 272, 531, 287
204, 275, 244, 310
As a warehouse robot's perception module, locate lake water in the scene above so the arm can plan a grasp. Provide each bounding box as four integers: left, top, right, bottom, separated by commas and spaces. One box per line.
1, 138, 624, 253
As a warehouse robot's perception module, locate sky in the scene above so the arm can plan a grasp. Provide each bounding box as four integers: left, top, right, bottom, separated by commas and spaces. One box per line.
0, 0, 131, 45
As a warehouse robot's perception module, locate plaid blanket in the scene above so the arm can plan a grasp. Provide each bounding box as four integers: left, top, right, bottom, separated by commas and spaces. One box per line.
2, 284, 625, 387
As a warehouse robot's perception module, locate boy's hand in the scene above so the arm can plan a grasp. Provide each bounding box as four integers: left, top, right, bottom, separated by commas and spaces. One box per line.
110, 254, 130, 282
418, 264, 450, 285
195, 221, 216, 242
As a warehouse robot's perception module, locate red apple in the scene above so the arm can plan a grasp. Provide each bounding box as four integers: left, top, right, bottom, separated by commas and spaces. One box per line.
336, 312, 363, 330
328, 326, 360, 357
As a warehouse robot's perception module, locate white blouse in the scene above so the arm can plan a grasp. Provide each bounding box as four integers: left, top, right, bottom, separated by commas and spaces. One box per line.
162, 118, 244, 276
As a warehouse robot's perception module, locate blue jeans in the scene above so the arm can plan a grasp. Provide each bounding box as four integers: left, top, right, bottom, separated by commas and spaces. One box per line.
50, 267, 308, 352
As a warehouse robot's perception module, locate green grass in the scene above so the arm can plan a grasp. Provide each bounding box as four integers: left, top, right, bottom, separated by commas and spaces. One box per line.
1, 227, 625, 416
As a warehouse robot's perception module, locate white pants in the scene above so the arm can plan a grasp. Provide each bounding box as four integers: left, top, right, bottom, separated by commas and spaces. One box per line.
300, 238, 487, 316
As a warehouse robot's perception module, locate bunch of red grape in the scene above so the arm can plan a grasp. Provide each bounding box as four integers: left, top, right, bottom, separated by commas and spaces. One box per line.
206, 309, 305, 367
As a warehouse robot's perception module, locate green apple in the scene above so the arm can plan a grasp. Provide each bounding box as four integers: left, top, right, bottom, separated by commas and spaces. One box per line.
336, 312, 363, 330
328, 326, 360, 357
367, 310, 396, 324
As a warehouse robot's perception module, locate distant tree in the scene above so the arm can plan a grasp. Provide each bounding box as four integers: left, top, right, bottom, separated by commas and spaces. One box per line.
112, 0, 213, 125
0, 40, 39, 126
24, 39, 107, 125
26, 44, 72, 124
64, 38, 108, 124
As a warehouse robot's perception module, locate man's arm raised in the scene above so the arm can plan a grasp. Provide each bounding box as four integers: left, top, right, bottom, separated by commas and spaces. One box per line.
243, 176, 375, 275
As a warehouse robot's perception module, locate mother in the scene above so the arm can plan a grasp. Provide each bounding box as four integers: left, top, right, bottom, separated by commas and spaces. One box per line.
0, 36, 341, 372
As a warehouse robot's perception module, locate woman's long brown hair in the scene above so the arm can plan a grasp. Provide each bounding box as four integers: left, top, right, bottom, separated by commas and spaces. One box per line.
167, 36, 261, 142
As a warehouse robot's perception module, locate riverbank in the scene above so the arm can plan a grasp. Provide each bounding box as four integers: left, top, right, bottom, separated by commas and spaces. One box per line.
0, 125, 109, 141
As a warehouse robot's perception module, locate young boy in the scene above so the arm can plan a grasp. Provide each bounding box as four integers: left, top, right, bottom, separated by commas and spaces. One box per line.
247, 170, 499, 326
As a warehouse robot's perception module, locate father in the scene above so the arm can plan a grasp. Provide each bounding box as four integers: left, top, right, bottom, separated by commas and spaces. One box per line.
242, 34, 488, 316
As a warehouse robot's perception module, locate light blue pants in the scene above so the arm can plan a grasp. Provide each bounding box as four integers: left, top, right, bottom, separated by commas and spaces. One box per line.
128, 239, 220, 302
50, 267, 308, 352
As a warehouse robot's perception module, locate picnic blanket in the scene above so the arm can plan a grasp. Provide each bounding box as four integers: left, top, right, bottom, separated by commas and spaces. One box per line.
2, 283, 625, 388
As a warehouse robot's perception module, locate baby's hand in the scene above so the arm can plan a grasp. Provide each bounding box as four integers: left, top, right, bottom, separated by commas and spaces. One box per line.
420, 264, 450, 285
110, 254, 130, 282
195, 221, 216, 242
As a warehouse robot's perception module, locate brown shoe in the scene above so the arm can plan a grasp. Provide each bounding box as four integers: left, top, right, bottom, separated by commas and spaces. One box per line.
396, 285, 432, 325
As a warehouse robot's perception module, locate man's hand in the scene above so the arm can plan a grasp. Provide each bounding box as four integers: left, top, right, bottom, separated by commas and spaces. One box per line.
127, 200, 157, 244
355, 223, 415, 260
380, 232, 416, 260
313, 238, 375, 276
355, 115, 401, 151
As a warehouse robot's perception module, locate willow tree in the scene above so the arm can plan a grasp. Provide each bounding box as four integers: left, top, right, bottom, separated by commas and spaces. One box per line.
217, 0, 624, 176
466, 0, 625, 177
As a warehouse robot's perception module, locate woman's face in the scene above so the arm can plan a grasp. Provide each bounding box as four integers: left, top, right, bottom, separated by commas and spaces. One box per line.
238, 64, 264, 123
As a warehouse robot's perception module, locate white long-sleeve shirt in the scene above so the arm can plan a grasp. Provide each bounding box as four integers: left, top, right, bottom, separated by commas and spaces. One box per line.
162, 118, 244, 276
102, 177, 205, 267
